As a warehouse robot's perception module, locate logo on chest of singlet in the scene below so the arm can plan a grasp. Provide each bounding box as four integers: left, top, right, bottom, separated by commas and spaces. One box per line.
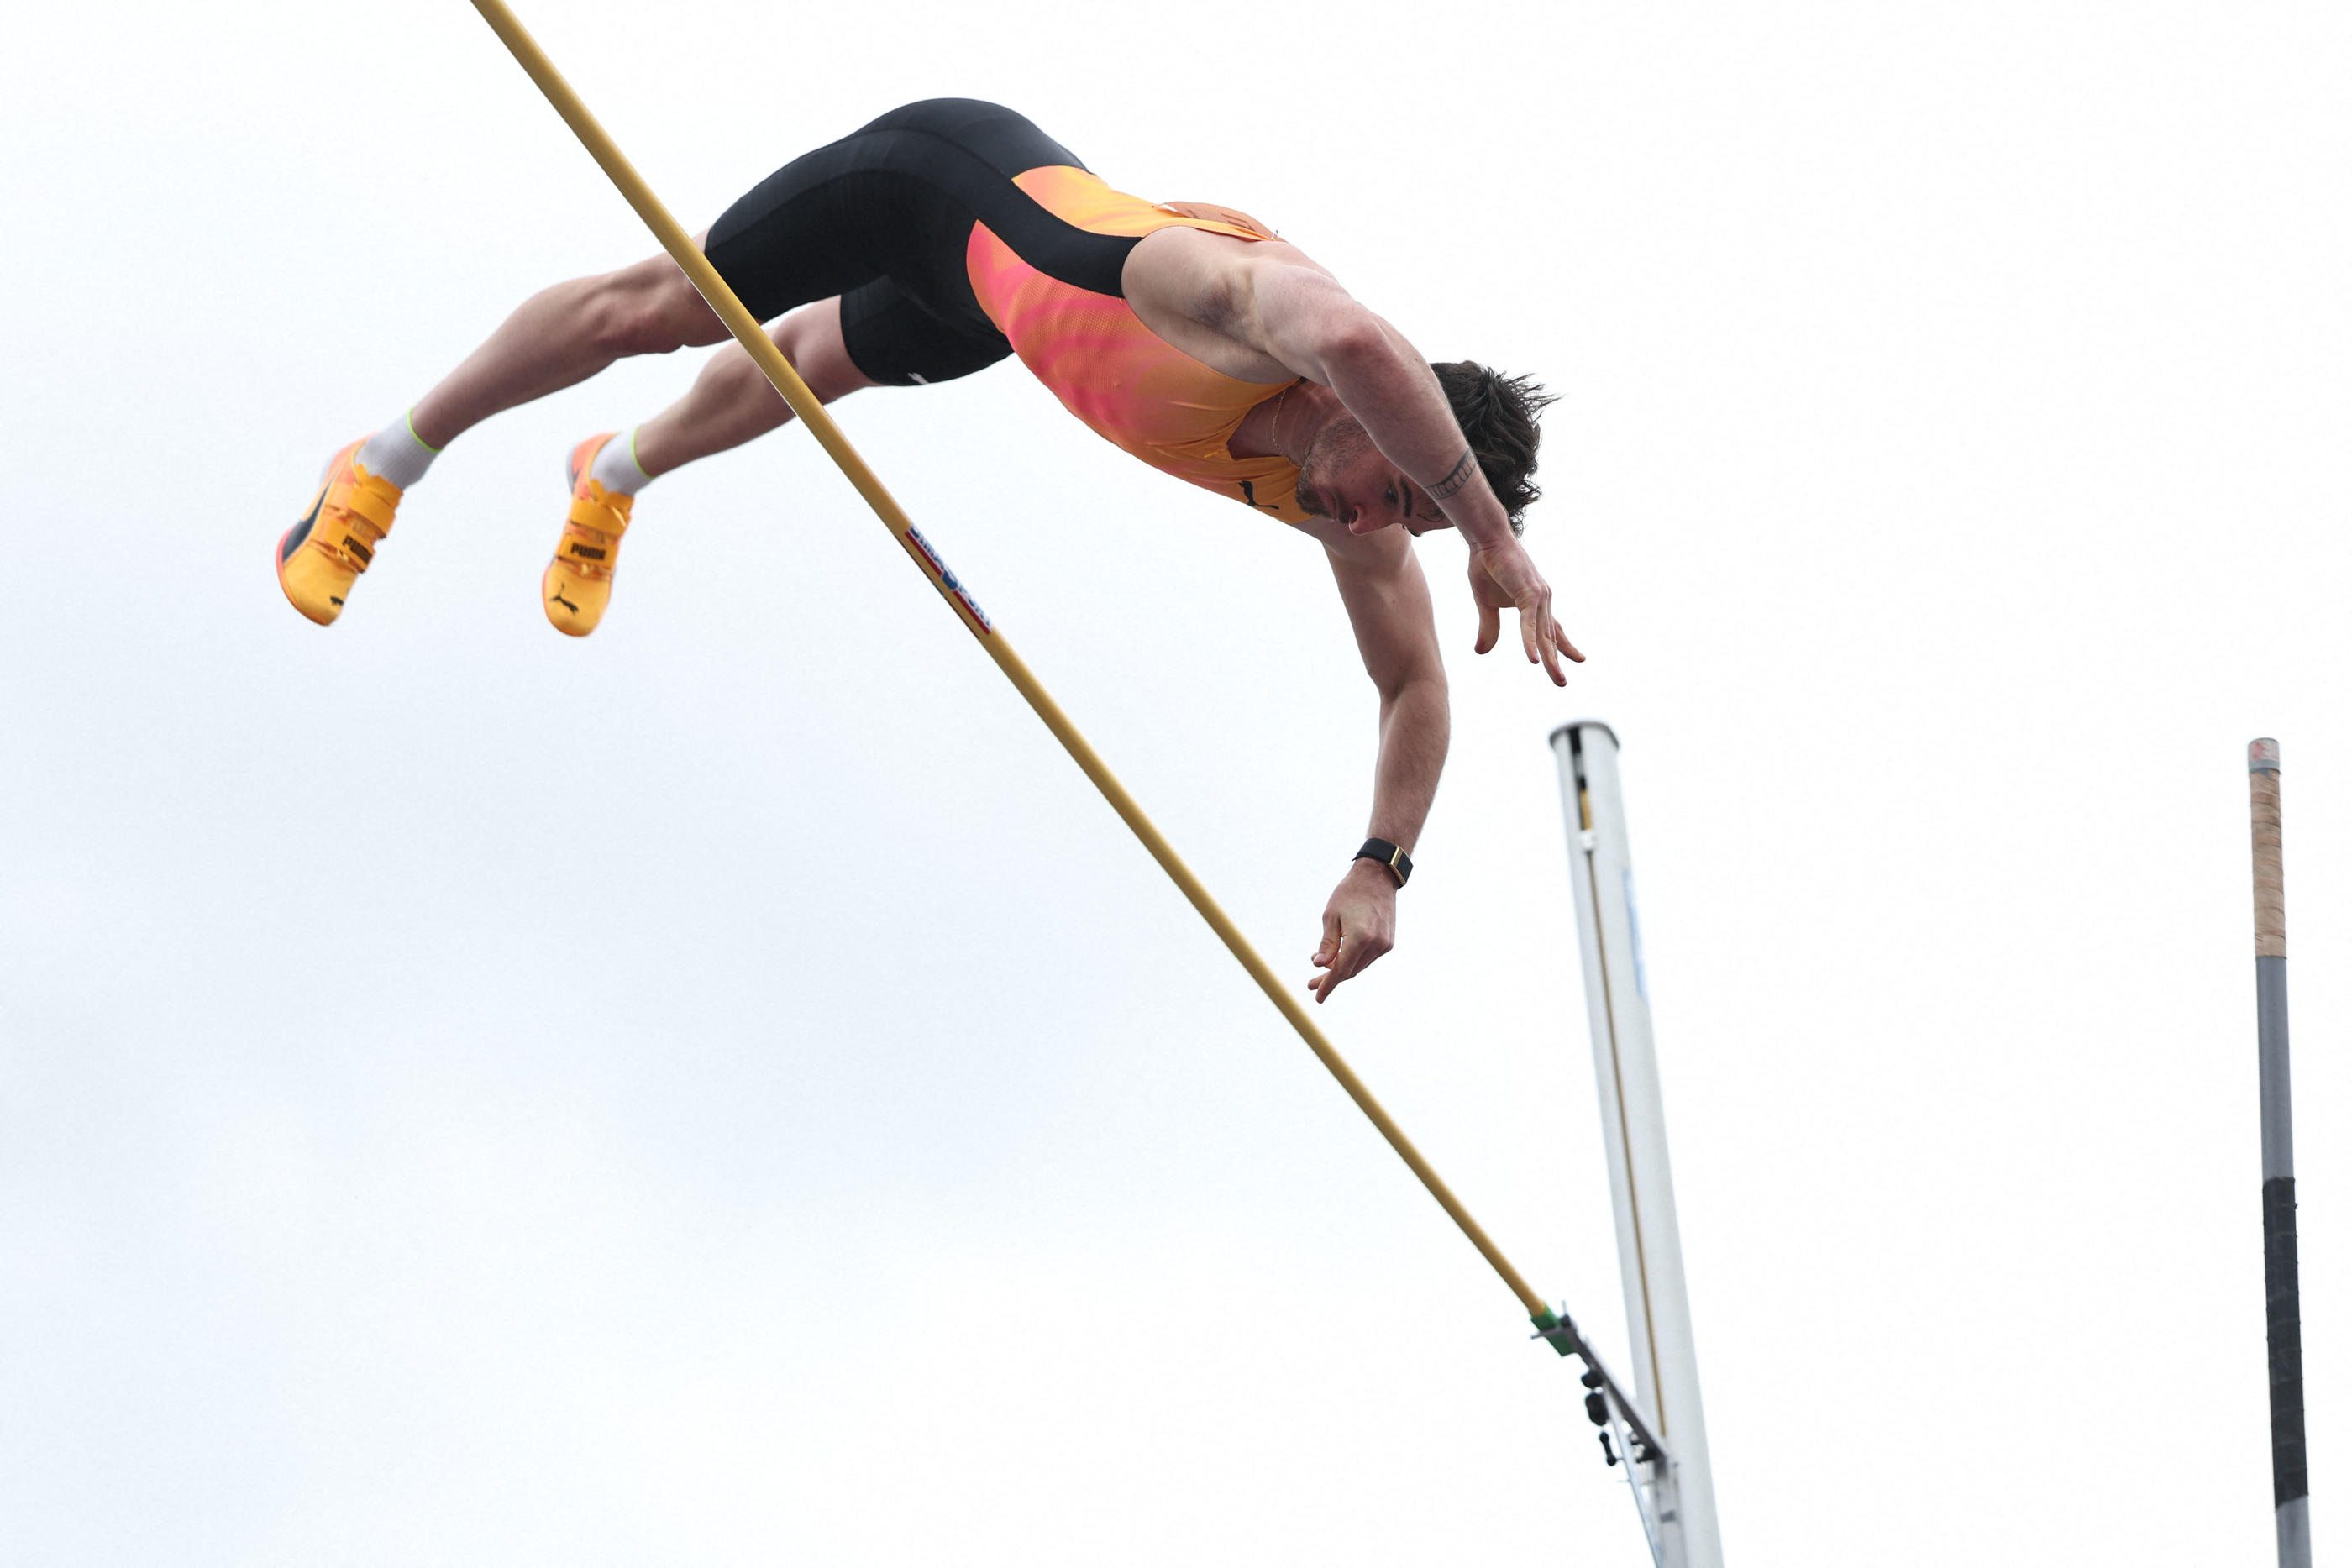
1237, 480, 1280, 513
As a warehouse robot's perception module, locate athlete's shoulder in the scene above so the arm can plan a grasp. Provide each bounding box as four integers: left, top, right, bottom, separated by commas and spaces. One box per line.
1153, 200, 1281, 241
1127, 222, 1329, 283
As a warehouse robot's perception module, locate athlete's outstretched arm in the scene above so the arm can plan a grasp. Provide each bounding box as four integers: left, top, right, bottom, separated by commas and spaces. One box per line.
1303, 519, 1450, 1003
1217, 252, 1582, 685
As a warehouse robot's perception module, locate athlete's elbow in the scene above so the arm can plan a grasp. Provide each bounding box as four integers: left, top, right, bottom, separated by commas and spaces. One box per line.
1374, 665, 1450, 716
1313, 309, 1393, 376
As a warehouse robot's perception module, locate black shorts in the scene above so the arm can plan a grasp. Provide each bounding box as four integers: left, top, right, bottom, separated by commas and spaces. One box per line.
705, 100, 1142, 387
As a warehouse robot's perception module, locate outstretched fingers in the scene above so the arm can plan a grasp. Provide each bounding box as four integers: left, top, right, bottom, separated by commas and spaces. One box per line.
1517, 590, 1550, 679
1311, 907, 1342, 971
1505, 583, 1562, 686
1309, 936, 1348, 1003
1310, 947, 1350, 1004
1310, 907, 1358, 1004
1516, 585, 1579, 686
1468, 543, 1584, 684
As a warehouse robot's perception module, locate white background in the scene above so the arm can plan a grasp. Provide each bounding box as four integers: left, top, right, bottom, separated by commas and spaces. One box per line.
3, 2, 2345, 1562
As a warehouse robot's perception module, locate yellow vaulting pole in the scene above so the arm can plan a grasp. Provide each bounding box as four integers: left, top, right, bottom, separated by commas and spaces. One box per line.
468, 0, 1553, 1324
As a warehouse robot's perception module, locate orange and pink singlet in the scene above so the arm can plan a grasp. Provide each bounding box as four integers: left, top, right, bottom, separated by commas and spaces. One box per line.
965, 169, 1308, 525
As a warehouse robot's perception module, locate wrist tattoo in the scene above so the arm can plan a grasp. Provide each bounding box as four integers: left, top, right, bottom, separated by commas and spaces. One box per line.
1426, 449, 1476, 502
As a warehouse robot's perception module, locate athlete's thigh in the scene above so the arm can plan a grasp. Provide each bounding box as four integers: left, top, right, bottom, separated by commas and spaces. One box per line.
704, 145, 906, 324
703, 101, 1100, 333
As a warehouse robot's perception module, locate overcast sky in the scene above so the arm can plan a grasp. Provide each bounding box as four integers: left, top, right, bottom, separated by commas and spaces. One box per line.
4, 2, 2346, 1563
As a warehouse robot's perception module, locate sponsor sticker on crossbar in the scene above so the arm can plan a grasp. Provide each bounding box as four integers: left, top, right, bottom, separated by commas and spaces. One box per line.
902, 527, 992, 633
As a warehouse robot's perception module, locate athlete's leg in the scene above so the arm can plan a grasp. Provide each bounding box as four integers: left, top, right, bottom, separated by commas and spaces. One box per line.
630, 297, 875, 477
407, 233, 730, 450
534, 302, 863, 639
619, 279, 1012, 489
278, 102, 1043, 627
539, 278, 1011, 635
369, 99, 1074, 462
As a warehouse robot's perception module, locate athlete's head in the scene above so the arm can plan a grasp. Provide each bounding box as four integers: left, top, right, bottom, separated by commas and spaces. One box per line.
1294, 362, 1556, 538
1433, 362, 1555, 534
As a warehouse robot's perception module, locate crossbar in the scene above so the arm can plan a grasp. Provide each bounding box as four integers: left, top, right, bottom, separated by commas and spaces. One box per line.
467, 0, 1552, 1326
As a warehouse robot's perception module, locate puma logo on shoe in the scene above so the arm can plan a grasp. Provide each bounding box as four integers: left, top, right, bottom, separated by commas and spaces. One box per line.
550, 587, 580, 614
568, 542, 607, 561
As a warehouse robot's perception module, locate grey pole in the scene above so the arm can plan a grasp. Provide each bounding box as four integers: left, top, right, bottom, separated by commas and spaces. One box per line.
2248, 737, 2310, 1568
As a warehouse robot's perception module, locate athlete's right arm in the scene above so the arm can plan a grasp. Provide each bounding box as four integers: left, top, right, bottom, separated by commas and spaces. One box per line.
1132, 234, 1578, 685
1207, 253, 1519, 535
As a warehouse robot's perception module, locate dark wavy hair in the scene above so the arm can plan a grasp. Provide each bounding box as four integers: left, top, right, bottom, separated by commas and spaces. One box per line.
1431, 362, 1557, 536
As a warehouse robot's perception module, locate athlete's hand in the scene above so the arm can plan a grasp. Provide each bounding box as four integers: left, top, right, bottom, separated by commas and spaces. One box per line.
1309, 860, 1397, 1003
1469, 537, 1583, 685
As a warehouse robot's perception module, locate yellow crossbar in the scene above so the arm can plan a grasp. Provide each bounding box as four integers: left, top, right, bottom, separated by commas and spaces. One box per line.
468, 0, 1551, 1322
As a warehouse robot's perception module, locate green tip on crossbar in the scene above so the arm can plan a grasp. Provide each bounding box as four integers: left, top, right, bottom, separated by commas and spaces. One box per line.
1530, 1306, 1579, 1358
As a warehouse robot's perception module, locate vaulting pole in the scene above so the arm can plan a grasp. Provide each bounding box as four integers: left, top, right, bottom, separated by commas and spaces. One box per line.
465, 0, 1561, 1331
2247, 738, 2310, 1568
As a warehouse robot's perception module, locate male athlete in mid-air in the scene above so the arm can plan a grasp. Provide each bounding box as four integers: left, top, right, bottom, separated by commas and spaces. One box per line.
276, 100, 1579, 1002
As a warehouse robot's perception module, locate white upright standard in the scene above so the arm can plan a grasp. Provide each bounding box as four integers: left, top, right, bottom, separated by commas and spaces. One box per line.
1550, 721, 1723, 1568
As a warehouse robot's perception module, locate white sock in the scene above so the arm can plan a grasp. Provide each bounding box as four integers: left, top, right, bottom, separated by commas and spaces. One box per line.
355, 411, 439, 490
588, 427, 653, 496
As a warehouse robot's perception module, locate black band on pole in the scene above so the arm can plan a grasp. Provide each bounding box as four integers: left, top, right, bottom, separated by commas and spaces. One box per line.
2265, 1174, 2308, 1508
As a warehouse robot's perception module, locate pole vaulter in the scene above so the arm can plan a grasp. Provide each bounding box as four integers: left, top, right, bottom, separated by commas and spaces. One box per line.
462, 0, 1598, 1366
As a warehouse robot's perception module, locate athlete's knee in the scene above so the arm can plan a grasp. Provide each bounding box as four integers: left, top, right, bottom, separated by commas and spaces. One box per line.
772, 301, 876, 403
590, 256, 726, 358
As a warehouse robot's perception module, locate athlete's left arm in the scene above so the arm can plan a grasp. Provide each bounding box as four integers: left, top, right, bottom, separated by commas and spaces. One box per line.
1303, 518, 1450, 1004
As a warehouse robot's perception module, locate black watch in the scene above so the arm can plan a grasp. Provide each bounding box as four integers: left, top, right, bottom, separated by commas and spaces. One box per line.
1355, 838, 1413, 888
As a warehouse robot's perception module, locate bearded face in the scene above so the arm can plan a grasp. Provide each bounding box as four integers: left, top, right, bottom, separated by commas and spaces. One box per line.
1292, 417, 1374, 522
1290, 418, 1455, 536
